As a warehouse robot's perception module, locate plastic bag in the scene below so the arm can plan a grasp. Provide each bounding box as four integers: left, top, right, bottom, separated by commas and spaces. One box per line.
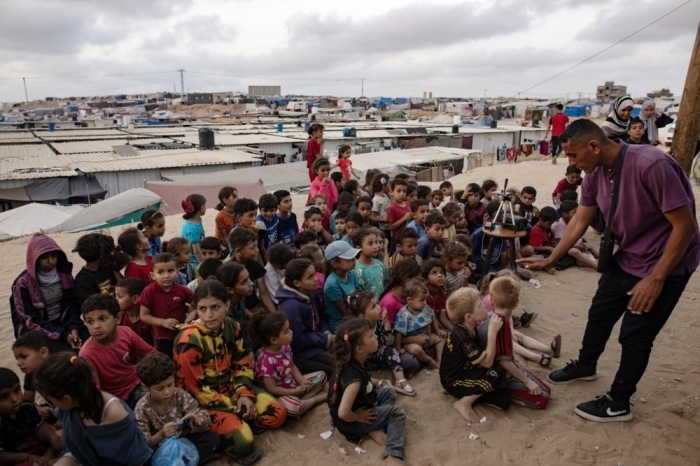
152, 436, 199, 466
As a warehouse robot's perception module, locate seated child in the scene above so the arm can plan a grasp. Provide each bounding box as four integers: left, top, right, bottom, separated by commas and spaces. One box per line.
187, 258, 223, 292
302, 205, 333, 247
232, 197, 267, 264
299, 244, 326, 299
274, 190, 299, 249
35, 353, 152, 466
328, 319, 407, 465
11, 331, 53, 420
135, 353, 219, 461
79, 293, 156, 408
167, 237, 194, 285
194, 236, 223, 279
463, 184, 487, 233
442, 242, 471, 297
348, 291, 419, 396
138, 209, 166, 256
406, 199, 429, 239
294, 230, 319, 256
257, 194, 280, 250
265, 243, 293, 305
528, 206, 558, 257
551, 166, 582, 208
551, 200, 598, 270
333, 211, 348, 241
331, 192, 354, 236
342, 213, 363, 247
440, 181, 454, 203
394, 279, 446, 370
440, 288, 509, 423
388, 228, 422, 269
229, 228, 276, 313
354, 196, 374, 226
115, 277, 153, 346
11, 233, 86, 353
73, 233, 128, 304
323, 241, 361, 332
139, 252, 196, 356
422, 259, 452, 332
353, 228, 389, 297
480, 179, 499, 206
0, 367, 61, 465
477, 277, 551, 409
119, 227, 153, 285
385, 179, 412, 242
429, 190, 443, 211
252, 311, 327, 417
416, 212, 445, 260
513, 186, 539, 225
441, 203, 461, 243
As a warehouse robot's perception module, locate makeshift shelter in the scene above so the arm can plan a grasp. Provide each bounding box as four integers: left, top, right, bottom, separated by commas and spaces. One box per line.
0, 203, 84, 240
47, 188, 162, 233
0, 175, 107, 210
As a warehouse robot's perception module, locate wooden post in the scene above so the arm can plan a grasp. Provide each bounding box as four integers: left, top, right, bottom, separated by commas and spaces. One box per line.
671, 21, 700, 173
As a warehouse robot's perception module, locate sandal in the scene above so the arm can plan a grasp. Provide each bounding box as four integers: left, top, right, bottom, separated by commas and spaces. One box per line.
539, 354, 552, 367
235, 446, 263, 465
551, 334, 562, 358
393, 378, 417, 397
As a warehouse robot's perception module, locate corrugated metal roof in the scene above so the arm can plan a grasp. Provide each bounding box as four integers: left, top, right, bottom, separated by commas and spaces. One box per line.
0, 145, 76, 180
34, 129, 127, 138
67, 147, 262, 173
51, 139, 183, 154
172, 133, 298, 146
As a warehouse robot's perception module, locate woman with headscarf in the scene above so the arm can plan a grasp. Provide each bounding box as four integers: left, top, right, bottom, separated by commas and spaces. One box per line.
639, 100, 673, 146
601, 96, 634, 141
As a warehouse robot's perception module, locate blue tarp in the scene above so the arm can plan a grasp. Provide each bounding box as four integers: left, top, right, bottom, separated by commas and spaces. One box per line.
564, 104, 589, 117
373, 97, 393, 108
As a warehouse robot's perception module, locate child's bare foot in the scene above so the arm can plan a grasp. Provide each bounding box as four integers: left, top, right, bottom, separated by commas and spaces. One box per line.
385, 455, 405, 465
427, 359, 439, 370
453, 396, 481, 424
368, 430, 387, 446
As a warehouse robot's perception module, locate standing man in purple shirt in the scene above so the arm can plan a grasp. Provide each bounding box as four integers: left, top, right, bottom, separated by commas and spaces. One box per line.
520, 119, 700, 422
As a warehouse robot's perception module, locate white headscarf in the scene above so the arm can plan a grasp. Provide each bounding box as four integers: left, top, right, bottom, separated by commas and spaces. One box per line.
639, 100, 658, 141
602, 96, 634, 137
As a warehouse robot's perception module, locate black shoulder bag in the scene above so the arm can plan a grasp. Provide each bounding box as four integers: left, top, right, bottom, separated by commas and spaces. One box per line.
597, 144, 628, 273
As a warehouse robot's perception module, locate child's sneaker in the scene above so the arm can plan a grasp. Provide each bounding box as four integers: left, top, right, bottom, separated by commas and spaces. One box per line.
548, 359, 597, 384
520, 311, 538, 328
574, 394, 633, 422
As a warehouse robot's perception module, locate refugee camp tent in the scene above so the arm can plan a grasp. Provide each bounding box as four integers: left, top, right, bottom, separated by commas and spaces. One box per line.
0, 175, 107, 210
0, 203, 84, 240
47, 188, 162, 233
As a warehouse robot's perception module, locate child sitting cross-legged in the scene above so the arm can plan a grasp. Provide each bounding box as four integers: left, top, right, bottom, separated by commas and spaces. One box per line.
328, 318, 407, 466
79, 293, 157, 409
440, 288, 510, 424
347, 291, 418, 396
135, 353, 220, 462
477, 277, 551, 409
0, 367, 62, 465
251, 311, 327, 417
393, 279, 446, 370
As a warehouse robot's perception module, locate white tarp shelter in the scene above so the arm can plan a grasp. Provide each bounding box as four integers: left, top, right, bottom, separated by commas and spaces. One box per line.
0, 203, 84, 240
47, 188, 162, 233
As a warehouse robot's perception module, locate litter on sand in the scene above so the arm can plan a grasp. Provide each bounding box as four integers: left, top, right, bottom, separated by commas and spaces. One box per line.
354, 446, 366, 454
480, 416, 487, 424
320, 431, 332, 440
339, 447, 347, 455
297, 434, 306, 439
469, 432, 480, 441
529, 279, 542, 288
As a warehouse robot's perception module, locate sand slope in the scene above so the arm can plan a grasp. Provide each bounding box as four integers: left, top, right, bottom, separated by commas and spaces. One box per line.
1, 156, 698, 465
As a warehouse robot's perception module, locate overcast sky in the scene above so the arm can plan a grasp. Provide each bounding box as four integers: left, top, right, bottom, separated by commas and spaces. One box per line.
0, 0, 698, 103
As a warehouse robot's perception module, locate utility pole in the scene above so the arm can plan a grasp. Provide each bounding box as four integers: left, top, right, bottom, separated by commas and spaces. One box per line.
22, 77, 29, 103
178, 69, 186, 97
361, 78, 364, 98
671, 20, 700, 174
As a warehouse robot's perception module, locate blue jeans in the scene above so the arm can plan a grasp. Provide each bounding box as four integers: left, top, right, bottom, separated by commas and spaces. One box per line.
578, 261, 692, 403
357, 387, 406, 459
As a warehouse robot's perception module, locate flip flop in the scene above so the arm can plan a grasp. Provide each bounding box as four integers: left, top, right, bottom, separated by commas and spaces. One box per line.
551, 334, 562, 358
539, 354, 552, 367
394, 378, 417, 397
236, 446, 263, 465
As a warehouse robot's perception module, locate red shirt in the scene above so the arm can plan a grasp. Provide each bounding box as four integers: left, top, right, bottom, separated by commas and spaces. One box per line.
124, 255, 153, 284
79, 326, 156, 401
120, 311, 154, 346
138, 282, 194, 341
306, 139, 321, 180
552, 177, 582, 197
464, 202, 487, 233
493, 314, 513, 360
427, 289, 446, 319
528, 223, 552, 248
550, 113, 570, 137
386, 202, 412, 239
338, 158, 352, 180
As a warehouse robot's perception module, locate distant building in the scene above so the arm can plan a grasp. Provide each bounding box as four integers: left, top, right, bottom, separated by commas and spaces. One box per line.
187, 93, 214, 105
647, 88, 673, 99
248, 85, 281, 97
596, 81, 627, 102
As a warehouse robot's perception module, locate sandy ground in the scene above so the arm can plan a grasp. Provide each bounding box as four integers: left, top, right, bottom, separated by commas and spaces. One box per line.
1, 155, 698, 465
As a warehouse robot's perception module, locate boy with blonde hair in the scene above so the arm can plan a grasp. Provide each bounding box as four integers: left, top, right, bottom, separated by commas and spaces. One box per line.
440, 288, 509, 423
477, 277, 551, 409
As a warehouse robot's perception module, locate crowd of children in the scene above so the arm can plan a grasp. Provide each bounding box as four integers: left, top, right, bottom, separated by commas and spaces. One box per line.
3, 149, 600, 465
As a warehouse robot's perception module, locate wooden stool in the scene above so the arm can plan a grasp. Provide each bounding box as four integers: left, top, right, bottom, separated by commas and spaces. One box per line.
481, 227, 527, 277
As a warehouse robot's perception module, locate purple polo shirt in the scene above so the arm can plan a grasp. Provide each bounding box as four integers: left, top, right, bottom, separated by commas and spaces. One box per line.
580, 143, 700, 278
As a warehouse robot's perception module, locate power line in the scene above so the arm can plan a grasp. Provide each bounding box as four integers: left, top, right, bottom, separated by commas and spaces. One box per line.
0, 70, 178, 80
515, 0, 694, 96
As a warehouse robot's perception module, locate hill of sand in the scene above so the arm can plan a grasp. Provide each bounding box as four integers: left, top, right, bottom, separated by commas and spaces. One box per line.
0, 156, 698, 465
